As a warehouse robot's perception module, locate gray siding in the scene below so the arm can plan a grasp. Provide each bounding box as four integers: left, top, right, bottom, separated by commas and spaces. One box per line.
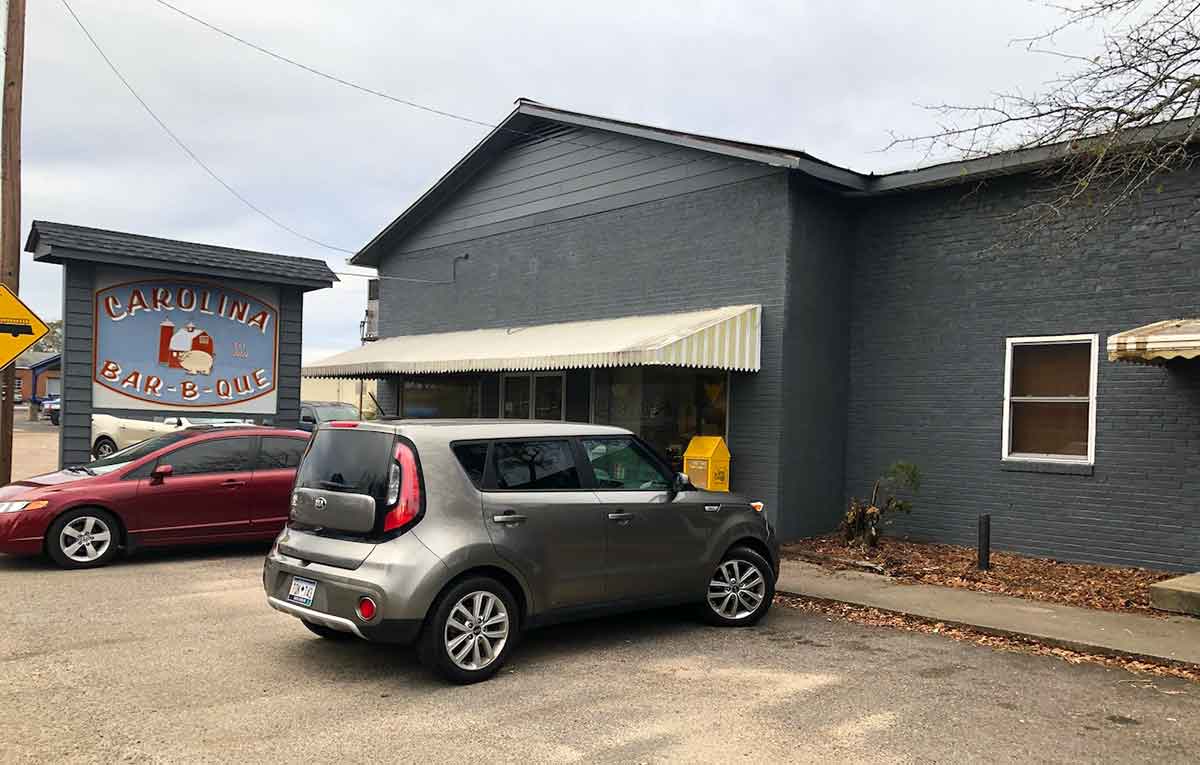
846, 171, 1200, 571
276, 290, 304, 429
398, 123, 779, 256
779, 177, 853, 539
378, 167, 793, 523
60, 263, 95, 467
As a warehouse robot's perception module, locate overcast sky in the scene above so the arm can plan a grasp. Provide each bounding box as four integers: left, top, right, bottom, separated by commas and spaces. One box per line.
11, 0, 1100, 361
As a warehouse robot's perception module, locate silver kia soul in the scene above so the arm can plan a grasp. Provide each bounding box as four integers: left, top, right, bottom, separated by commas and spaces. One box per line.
263, 420, 779, 684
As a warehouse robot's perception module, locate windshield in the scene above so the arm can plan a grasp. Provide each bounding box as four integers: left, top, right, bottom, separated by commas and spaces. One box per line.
315, 404, 360, 421
85, 431, 195, 474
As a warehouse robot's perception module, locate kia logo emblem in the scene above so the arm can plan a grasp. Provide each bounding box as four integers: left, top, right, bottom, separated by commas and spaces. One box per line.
314, 497, 327, 510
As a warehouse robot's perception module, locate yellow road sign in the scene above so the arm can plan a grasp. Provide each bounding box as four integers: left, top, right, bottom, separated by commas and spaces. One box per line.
0, 284, 49, 371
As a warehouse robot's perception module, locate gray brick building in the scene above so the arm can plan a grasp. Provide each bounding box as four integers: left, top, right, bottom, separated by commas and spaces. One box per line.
307, 100, 1199, 571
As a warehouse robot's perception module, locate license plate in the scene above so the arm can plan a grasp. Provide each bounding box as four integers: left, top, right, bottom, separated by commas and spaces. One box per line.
287, 576, 317, 607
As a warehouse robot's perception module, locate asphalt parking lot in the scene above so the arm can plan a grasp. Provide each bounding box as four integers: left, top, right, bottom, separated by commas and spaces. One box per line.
1, 546, 1196, 764
12, 411, 59, 480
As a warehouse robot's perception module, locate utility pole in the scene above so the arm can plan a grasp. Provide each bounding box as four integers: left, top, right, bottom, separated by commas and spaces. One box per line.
0, 0, 26, 484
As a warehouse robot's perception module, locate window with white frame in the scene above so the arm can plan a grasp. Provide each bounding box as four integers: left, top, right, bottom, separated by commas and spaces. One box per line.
1002, 334, 1098, 464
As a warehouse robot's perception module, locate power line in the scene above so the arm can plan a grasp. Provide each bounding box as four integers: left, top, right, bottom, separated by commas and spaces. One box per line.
59, 0, 356, 255
150, 0, 754, 169
153, 0, 497, 131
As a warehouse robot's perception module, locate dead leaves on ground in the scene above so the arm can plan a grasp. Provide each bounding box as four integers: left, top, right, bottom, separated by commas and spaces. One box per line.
782, 535, 1174, 617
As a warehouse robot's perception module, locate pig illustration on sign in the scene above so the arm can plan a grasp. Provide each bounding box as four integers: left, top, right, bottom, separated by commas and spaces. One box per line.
178, 350, 214, 375
159, 320, 215, 375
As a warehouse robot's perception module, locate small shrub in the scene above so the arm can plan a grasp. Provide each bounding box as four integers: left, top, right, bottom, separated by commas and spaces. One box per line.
841, 462, 921, 548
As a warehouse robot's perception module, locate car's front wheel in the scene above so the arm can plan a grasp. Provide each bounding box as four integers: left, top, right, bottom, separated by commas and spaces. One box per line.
46, 508, 120, 569
701, 546, 775, 626
420, 577, 518, 684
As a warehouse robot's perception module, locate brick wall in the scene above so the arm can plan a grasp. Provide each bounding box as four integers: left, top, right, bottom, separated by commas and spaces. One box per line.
846, 171, 1200, 571
376, 171, 794, 523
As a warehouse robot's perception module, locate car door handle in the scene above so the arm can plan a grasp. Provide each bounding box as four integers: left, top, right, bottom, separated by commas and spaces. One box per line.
607, 512, 635, 522
492, 513, 527, 525
704, 505, 722, 513
221, 479, 246, 488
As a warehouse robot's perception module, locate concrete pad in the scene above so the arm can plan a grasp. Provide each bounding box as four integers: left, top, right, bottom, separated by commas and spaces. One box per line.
1151, 573, 1200, 617
777, 559, 1200, 666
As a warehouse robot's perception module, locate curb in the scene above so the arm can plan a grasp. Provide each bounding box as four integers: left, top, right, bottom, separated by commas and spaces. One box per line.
776, 588, 1200, 671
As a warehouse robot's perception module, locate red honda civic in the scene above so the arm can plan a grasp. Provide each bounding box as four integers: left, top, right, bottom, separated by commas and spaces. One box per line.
0, 427, 309, 569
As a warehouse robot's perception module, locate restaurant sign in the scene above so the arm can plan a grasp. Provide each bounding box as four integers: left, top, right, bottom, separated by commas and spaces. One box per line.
93, 277, 278, 412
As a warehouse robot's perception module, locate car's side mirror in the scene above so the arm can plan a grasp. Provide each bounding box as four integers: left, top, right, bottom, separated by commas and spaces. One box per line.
151, 464, 174, 483
670, 472, 692, 498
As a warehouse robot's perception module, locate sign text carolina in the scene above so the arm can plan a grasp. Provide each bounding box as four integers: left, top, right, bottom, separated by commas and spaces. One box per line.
93, 279, 278, 409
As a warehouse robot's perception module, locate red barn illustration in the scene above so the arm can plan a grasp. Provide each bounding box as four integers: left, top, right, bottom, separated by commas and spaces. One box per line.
158, 321, 214, 374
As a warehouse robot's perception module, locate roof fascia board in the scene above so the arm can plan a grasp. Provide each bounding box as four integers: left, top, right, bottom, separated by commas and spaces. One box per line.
35, 245, 329, 290
518, 103, 868, 191
518, 102, 804, 168
862, 119, 1197, 195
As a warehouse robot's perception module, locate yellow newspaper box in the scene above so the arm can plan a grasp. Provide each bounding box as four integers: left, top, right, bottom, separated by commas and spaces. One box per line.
683, 436, 731, 491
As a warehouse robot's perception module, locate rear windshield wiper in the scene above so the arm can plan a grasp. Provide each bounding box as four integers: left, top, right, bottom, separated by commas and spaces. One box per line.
318, 479, 357, 492
65, 465, 97, 476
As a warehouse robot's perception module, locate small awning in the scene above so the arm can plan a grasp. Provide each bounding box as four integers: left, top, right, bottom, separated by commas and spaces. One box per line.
1107, 319, 1200, 363
304, 304, 762, 378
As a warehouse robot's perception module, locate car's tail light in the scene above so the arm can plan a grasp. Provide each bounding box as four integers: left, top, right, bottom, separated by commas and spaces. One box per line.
382, 442, 421, 532
356, 596, 377, 621
750, 501, 765, 513
329, 421, 359, 428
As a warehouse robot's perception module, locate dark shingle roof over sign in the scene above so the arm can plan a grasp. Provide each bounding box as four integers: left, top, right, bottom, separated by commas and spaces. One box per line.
26, 221, 337, 291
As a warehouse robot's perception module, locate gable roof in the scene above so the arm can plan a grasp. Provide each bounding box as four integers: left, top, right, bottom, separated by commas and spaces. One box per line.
353, 99, 1198, 266
351, 99, 866, 266
27, 221, 337, 291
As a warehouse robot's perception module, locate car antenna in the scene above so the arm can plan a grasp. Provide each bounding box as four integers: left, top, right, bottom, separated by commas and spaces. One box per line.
367, 390, 396, 418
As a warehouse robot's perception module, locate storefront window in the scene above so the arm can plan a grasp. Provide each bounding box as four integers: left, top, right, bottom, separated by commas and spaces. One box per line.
402, 375, 480, 418
593, 368, 728, 471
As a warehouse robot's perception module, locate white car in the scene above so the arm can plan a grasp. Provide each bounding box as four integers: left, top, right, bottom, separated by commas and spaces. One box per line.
90, 414, 254, 458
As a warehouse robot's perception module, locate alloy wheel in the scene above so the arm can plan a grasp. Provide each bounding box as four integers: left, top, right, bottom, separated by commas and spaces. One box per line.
707, 558, 767, 620
444, 590, 509, 671
96, 442, 115, 457
59, 516, 113, 563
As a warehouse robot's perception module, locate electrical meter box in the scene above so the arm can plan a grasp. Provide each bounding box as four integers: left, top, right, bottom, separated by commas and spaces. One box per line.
683, 436, 731, 491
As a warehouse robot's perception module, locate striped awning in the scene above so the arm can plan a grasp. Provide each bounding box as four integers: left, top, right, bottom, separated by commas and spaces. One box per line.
304, 304, 762, 378
1107, 319, 1200, 363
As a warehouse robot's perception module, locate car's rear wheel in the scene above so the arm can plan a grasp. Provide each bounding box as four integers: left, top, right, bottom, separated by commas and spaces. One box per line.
420, 577, 518, 684
701, 546, 775, 626
92, 437, 118, 459
300, 619, 355, 641
46, 508, 120, 569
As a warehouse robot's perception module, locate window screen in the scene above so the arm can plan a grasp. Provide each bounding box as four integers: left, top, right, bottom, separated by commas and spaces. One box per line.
493, 440, 580, 490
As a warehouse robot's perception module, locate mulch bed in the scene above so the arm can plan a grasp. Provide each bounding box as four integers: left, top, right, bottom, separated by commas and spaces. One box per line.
781, 534, 1176, 617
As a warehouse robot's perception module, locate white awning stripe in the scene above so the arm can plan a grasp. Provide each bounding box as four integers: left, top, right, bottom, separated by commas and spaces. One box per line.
303, 304, 763, 378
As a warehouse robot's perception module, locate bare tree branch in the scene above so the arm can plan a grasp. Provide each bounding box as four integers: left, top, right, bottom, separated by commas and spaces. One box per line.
895, 0, 1200, 250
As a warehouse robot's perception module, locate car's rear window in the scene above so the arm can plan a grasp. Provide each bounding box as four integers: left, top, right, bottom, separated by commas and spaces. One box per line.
294, 429, 393, 502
